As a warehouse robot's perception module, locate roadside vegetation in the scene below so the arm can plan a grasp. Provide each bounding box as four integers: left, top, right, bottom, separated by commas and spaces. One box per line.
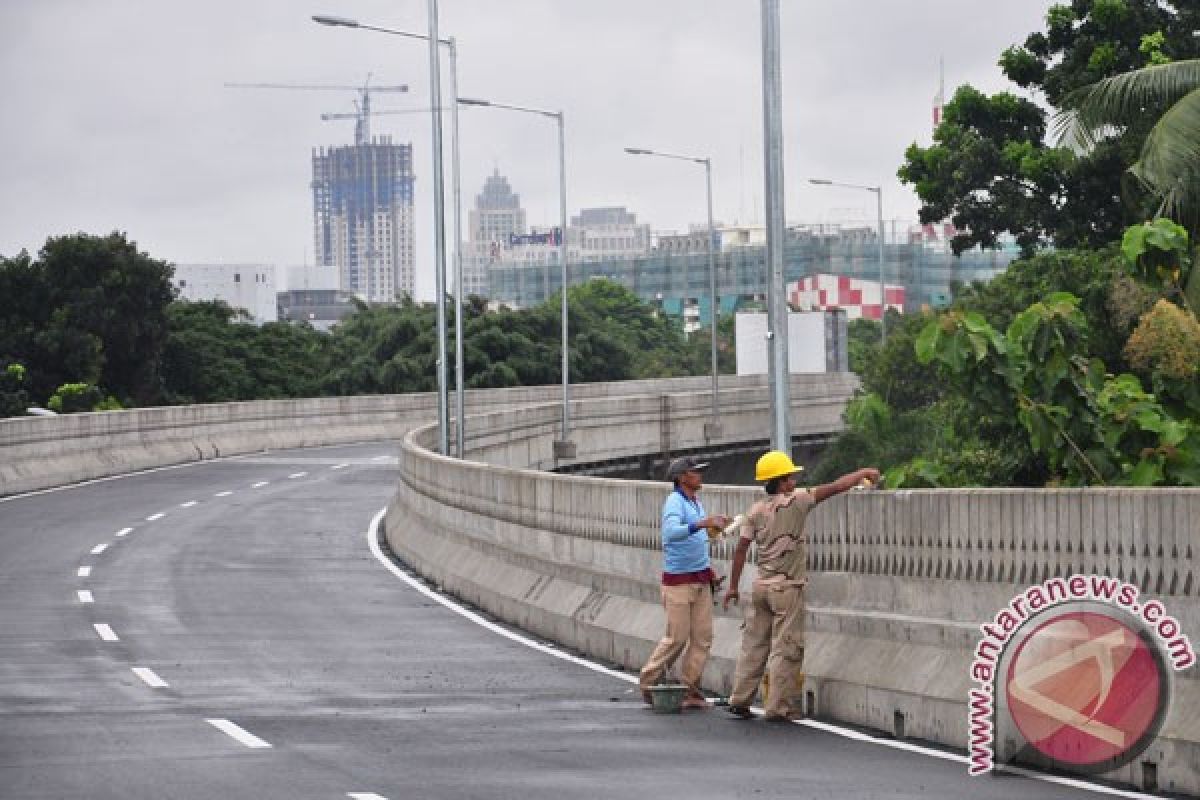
0, 232, 726, 416
812, 0, 1200, 488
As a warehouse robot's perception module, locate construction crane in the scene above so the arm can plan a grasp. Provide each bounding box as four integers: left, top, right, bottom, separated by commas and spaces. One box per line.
225, 77, 408, 146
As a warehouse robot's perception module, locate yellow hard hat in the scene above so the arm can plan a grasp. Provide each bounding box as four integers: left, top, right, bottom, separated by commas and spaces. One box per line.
755, 450, 802, 482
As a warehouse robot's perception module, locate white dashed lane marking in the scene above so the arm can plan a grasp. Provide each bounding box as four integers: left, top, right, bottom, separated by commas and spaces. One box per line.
331, 464, 349, 470
93, 624, 119, 642
205, 719, 271, 749
116, 527, 133, 537
132, 667, 169, 688
90, 543, 108, 555
347, 794, 388, 800
215, 491, 233, 497
288, 472, 307, 479
77, 566, 92, 578
251, 481, 269, 489
180, 500, 198, 508
146, 513, 165, 521
77, 590, 93, 604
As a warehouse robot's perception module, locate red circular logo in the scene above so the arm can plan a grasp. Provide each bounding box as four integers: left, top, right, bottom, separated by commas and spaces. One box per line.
1005, 610, 1167, 771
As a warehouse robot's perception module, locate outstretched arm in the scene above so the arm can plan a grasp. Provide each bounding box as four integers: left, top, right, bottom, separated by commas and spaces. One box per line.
811, 467, 881, 504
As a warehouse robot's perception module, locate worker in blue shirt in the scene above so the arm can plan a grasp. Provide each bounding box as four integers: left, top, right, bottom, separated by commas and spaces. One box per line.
639, 456, 728, 710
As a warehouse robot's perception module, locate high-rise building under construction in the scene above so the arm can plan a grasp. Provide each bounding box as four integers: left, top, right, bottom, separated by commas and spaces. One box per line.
312, 137, 415, 303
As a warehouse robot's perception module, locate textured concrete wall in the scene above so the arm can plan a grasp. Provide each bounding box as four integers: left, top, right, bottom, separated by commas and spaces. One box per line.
385, 380, 1200, 796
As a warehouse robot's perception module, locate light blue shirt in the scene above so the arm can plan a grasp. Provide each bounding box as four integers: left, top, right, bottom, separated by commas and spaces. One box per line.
661, 488, 710, 574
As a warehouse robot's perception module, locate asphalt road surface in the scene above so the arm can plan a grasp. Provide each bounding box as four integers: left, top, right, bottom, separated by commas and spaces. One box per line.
0, 443, 1141, 799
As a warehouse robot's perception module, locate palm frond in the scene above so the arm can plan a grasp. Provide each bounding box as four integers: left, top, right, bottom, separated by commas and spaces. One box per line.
1053, 59, 1200, 150
1129, 88, 1200, 225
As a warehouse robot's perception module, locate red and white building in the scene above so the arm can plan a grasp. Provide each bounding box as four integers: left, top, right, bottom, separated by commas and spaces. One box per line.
787, 274, 905, 320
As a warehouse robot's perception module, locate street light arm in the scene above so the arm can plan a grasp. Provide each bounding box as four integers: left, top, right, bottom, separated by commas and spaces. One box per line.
808, 177, 879, 193
312, 15, 451, 45
312, 15, 358, 27
625, 146, 706, 165
461, 97, 559, 118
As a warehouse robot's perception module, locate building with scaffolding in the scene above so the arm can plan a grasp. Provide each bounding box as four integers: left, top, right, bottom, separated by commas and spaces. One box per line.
312, 136, 415, 303
486, 221, 1017, 323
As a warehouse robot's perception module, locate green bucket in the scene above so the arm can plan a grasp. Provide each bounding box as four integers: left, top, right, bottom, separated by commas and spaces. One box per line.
649, 684, 688, 713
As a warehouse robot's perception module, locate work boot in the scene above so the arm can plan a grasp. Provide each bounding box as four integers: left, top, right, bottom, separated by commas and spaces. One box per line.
726, 705, 754, 719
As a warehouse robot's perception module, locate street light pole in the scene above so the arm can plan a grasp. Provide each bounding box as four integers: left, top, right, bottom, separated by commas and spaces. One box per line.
459, 97, 575, 458
448, 37, 466, 458
808, 178, 887, 343
426, 0, 449, 456
704, 157, 719, 437
761, 0, 792, 454
313, 13, 465, 455
556, 111, 571, 449
876, 186, 886, 344
623, 146, 721, 438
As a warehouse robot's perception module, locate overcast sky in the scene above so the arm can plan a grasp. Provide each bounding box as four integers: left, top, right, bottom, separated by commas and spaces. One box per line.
0, 0, 1052, 300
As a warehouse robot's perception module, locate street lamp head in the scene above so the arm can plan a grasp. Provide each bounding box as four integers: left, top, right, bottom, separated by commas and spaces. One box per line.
624, 147, 652, 155
312, 14, 359, 27
808, 178, 832, 185
456, 97, 491, 107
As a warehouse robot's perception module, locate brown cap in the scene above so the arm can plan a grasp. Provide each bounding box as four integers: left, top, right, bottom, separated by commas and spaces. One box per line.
666, 456, 710, 480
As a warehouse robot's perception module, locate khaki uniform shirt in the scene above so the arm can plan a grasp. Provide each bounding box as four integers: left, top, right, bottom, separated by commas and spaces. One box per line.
740, 489, 814, 586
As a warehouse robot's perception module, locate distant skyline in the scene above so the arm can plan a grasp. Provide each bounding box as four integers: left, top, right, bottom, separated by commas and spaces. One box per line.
0, 0, 1052, 300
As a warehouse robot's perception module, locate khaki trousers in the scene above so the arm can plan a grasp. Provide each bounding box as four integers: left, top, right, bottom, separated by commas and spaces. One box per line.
639, 582, 713, 694
729, 582, 805, 717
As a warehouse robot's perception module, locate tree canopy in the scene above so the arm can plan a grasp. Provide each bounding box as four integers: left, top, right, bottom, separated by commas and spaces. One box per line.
900, 0, 1200, 255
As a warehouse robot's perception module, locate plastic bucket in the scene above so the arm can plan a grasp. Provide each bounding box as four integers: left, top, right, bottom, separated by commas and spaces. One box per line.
649, 684, 688, 713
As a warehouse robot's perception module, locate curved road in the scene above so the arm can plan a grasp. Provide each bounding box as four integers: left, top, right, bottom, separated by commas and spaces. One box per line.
0, 443, 1138, 799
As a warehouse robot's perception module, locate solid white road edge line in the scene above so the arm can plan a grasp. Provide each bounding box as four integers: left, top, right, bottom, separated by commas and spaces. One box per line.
94, 624, 118, 641
365, 507, 1168, 800
132, 667, 169, 688
77, 590, 93, 603
205, 718, 272, 749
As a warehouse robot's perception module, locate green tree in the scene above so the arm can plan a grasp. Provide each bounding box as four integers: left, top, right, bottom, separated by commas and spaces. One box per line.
161, 301, 258, 403
901, 1, 1200, 256
899, 86, 1079, 255
1060, 60, 1200, 234
0, 363, 30, 417
915, 293, 1199, 486
40, 233, 176, 404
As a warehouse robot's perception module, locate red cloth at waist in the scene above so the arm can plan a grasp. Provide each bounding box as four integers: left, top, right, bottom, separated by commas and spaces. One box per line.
661, 568, 716, 586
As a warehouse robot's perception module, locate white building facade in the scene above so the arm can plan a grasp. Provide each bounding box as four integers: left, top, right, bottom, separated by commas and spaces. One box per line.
173, 263, 278, 323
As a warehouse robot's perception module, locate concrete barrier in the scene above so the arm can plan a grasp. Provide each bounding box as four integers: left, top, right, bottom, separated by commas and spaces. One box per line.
384, 378, 1200, 796
0, 374, 814, 498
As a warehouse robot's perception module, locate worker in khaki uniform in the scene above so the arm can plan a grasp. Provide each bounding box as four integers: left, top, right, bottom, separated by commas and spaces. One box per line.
722, 451, 879, 721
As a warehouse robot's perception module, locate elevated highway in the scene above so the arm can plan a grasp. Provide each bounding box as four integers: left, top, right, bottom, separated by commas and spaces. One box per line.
1, 374, 1193, 798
